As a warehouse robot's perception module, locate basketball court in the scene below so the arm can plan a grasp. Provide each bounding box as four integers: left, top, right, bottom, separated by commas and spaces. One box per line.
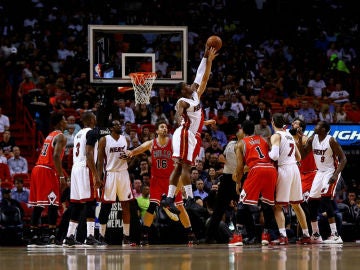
1, 243, 359, 270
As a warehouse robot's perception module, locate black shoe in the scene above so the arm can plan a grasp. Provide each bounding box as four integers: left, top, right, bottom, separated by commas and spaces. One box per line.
122, 235, 136, 246
184, 197, 197, 209
63, 234, 82, 247
97, 235, 108, 246
160, 194, 180, 215
46, 235, 60, 247
140, 234, 149, 246
83, 234, 101, 246
27, 235, 45, 247
187, 232, 198, 246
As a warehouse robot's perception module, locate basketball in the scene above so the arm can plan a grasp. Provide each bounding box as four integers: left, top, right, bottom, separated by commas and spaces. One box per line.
206, 35, 222, 51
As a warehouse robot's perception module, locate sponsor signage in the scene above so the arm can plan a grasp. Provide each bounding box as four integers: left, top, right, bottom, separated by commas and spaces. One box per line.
303, 124, 360, 146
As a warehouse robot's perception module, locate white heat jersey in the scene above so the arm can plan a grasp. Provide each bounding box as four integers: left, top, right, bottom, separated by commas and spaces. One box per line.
72, 127, 91, 167
312, 134, 336, 172
104, 134, 128, 172
176, 91, 204, 135
276, 130, 297, 166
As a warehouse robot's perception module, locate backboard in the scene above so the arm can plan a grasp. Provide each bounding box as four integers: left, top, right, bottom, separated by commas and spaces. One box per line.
88, 25, 188, 85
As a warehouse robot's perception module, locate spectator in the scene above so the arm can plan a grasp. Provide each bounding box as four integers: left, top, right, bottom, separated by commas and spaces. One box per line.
297, 100, 317, 123
0, 162, 11, 183
133, 179, 143, 199
205, 137, 223, 159
65, 115, 81, 135
150, 104, 169, 125
193, 179, 208, 201
328, 83, 350, 104
283, 106, 299, 124
0, 130, 16, 159
10, 177, 30, 203
251, 101, 271, 124
307, 73, 326, 99
318, 103, 334, 123
0, 149, 7, 164
0, 106, 10, 133
203, 167, 220, 193
136, 184, 150, 219
334, 104, 348, 123
7, 146, 28, 176
117, 99, 135, 123
136, 104, 152, 125
346, 102, 360, 123
209, 125, 227, 148
254, 118, 272, 139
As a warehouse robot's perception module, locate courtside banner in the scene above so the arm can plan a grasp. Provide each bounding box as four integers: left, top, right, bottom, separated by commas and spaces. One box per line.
303, 124, 360, 146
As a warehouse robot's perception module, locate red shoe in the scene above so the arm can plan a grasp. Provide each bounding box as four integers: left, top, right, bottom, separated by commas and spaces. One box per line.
271, 235, 288, 245
228, 233, 243, 247
261, 231, 271, 246
296, 236, 311, 245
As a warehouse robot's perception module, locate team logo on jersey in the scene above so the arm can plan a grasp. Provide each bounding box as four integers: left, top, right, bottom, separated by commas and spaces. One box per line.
48, 191, 57, 205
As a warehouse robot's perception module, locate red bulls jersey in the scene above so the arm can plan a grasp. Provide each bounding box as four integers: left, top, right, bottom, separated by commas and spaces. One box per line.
36, 130, 65, 169
299, 151, 317, 173
151, 138, 174, 178
242, 135, 271, 169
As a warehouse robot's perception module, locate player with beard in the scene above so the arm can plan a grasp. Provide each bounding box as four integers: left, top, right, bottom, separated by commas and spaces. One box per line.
289, 118, 317, 242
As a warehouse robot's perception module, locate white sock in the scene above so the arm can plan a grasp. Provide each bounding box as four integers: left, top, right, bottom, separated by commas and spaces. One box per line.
311, 221, 319, 234
67, 221, 78, 237
123, 223, 130, 236
100, 224, 107, 237
167, 185, 177, 198
279, 228, 287, 237
194, 58, 207, 85
184, 185, 193, 199
330, 222, 337, 234
87, 221, 95, 237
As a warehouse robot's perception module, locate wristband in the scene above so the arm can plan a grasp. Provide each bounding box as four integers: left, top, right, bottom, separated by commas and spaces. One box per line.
60, 176, 65, 179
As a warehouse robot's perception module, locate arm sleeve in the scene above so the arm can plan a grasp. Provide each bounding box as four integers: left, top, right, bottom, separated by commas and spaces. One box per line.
194, 58, 207, 85
268, 145, 280, 161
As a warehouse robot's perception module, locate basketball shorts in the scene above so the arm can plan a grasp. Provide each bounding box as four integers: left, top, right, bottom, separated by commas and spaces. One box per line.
239, 164, 277, 206
309, 169, 340, 199
172, 126, 197, 164
276, 163, 303, 204
102, 170, 134, 202
29, 165, 60, 206
70, 165, 97, 202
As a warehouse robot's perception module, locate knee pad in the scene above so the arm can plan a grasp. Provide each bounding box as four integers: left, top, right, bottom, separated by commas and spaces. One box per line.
48, 205, 58, 226
98, 203, 112, 224
147, 202, 157, 215
322, 197, 335, 219
309, 199, 321, 221
70, 203, 85, 221
85, 201, 97, 219
31, 206, 44, 226
261, 202, 275, 227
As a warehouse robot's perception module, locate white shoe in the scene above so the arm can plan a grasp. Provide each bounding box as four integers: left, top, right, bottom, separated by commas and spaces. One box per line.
323, 233, 343, 244
310, 232, 323, 244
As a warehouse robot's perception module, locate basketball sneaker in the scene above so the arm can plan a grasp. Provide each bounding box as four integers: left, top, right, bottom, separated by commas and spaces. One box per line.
187, 232, 198, 246
46, 234, 61, 247
27, 235, 45, 248
140, 233, 149, 246
228, 233, 243, 247
261, 230, 271, 246
63, 234, 82, 247
97, 235, 108, 246
83, 234, 101, 247
122, 235, 136, 246
310, 232, 323, 244
296, 235, 311, 245
271, 234, 288, 245
323, 232, 343, 244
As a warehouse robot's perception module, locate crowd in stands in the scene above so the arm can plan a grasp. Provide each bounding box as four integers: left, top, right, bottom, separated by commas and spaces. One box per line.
1, 0, 360, 244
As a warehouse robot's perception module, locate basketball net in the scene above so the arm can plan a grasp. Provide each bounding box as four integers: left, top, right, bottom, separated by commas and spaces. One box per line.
129, 72, 157, 105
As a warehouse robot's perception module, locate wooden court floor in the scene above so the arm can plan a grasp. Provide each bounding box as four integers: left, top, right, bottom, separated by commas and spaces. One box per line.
0, 243, 359, 270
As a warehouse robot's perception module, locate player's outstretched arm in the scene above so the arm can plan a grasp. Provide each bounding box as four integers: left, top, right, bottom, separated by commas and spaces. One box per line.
197, 47, 217, 98
127, 140, 152, 158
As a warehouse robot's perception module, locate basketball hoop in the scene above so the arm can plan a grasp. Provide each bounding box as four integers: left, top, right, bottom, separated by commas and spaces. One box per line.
129, 72, 157, 105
